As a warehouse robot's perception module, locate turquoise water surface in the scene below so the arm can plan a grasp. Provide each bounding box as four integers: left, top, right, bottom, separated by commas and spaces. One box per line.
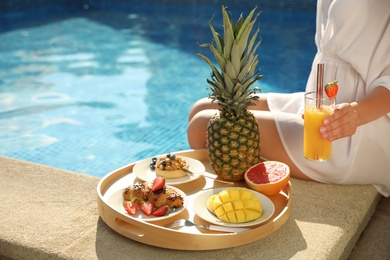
0, 2, 316, 177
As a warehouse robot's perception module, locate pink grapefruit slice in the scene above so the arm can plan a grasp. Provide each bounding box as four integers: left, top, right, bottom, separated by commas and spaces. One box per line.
244, 161, 290, 196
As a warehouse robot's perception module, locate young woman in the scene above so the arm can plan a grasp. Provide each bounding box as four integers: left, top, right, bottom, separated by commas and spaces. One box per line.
187, 0, 390, 197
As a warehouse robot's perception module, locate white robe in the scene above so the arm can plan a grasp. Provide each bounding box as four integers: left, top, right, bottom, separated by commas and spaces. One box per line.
267, 0, 390, 196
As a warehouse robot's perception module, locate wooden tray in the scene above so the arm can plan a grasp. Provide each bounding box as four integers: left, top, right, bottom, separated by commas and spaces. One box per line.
97, 149, 291, 250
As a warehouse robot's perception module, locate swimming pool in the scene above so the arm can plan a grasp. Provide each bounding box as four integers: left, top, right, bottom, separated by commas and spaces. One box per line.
0, 1, 316, 177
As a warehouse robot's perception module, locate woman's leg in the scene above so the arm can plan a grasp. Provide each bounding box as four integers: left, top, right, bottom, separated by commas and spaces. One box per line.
251, 110, 312, 180
188, 108, 215, 149
187, 95, 312, 180
188, 94, 270, 122
188, 97, 219, 121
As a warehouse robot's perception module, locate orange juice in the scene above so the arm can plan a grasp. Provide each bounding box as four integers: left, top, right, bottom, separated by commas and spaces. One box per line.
304, 104, 333, 161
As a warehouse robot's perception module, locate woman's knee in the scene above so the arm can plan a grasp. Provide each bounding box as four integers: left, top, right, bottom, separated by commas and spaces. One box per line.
188, 98, 218, 121
187, 109, 216, 149
249, 93, 270, 111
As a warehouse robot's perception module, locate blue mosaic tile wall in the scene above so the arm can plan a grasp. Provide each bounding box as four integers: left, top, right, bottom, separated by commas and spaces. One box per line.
0, 0, 317, 12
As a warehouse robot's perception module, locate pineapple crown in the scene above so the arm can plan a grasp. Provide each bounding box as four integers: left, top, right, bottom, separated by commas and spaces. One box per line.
198, 6, 263, 117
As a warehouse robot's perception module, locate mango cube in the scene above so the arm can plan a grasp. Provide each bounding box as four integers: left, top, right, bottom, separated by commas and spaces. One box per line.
235, 210, 246, 222
229, 189, 240, 201
233, 200, 244, 209
219, 190, 230, 202
223, 202, 234, 212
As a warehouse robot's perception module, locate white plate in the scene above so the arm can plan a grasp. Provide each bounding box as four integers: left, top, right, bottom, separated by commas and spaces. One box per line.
133, 155, 205, 185
106, 185, 188, 222
192, 188, 275, 227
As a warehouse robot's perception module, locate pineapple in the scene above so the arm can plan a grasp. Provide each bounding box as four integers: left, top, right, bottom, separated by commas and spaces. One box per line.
198, 6, 263, 181
207, 188, 262, 223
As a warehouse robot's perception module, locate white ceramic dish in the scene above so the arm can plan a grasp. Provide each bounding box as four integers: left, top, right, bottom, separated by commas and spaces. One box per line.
133, 155, 205, 185
192, 188, 275, 227
106, 185, 188, 222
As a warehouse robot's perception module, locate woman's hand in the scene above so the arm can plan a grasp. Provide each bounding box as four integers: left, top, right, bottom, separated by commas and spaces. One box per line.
320, 103, 359, 141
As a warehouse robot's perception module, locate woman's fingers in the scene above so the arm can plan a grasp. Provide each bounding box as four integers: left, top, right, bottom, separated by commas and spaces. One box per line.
320, 103, 358, 141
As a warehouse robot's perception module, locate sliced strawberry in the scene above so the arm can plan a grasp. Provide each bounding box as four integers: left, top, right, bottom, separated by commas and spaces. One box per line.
151, 176, 166, 191
325, 80, 338, 100
124, 199, 139, 215
152, 205, 169, 216
141, 201, 154, 216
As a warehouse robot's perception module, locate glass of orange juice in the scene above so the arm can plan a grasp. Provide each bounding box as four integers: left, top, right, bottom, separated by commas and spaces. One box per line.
303, 92, 335, 161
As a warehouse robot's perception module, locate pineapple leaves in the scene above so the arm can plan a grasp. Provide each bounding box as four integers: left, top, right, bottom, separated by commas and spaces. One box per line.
225, 61, 236, 82
208, 16, 224, 54
231, 42, 241, 75
197, 53, 224, 85
245, 26, 261, 61
234, 14, 244, 37
236, 7, 260, 42
209, 17, 223, 52
223, 72, 235, 94
222, 6, 234, 60
209, 44, 227, 72
199, 6, 263, 117
236, 7, 258, 41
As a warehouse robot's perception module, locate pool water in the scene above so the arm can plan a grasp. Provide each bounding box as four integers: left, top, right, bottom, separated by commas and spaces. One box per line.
0, 2, 316, 177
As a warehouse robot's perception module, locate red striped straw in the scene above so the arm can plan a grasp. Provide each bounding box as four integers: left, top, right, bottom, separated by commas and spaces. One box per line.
316, 63, 324, 109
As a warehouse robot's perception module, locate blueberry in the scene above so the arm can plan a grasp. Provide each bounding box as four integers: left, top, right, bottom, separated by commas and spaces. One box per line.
168, 154, 176, 160
152, 157, 157, 164
161, 160, 167, 166
150, 163, 155, 170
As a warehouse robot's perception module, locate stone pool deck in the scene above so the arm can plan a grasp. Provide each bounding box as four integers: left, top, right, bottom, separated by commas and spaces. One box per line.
0, 154, 389, 260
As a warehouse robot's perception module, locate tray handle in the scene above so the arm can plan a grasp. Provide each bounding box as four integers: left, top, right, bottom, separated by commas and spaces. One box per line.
110, 215, 185, 249
114, 218, 146, 237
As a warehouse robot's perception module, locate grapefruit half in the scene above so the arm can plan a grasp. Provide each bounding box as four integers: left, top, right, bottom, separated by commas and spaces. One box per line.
244, 161, 290, 196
